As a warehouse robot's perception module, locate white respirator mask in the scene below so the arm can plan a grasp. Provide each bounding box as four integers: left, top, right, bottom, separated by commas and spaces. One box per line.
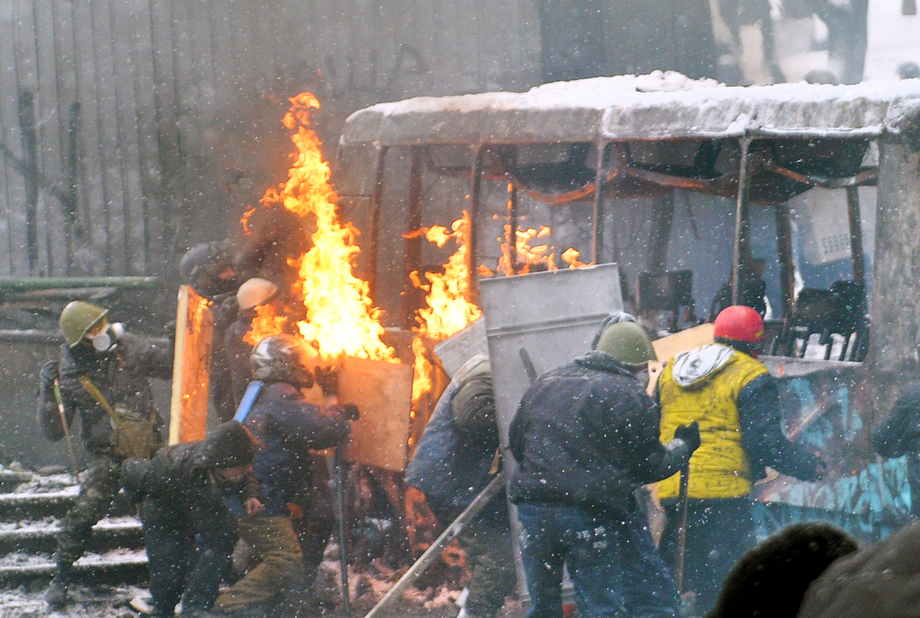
92, 323, 125, 352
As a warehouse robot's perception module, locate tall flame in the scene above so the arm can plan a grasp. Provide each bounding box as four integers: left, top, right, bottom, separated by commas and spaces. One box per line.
252, 93, 395, 362
410, 212, 483, 401
245, 93, 591, 406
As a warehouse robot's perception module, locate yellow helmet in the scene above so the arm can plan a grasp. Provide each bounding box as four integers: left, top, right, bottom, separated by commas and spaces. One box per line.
59, 301, 108, 348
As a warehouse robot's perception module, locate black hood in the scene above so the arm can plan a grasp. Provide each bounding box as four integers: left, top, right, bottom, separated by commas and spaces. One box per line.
193, 420, 259, 469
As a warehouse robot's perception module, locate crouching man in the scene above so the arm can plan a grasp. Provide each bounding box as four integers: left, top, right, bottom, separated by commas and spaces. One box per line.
122, 421, 262, 618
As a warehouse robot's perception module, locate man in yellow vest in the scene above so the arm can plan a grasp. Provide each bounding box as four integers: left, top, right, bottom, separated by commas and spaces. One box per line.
656, 305, 826, 615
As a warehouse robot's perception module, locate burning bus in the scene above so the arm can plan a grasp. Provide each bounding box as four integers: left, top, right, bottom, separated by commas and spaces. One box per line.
334, 72, 920, 540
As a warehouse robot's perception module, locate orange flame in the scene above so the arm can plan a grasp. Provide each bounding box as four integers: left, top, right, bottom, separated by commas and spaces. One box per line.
414, 212, 483, 341
249, 92, 395, 363
410, 212, 483, 401
243, 303, 289, 347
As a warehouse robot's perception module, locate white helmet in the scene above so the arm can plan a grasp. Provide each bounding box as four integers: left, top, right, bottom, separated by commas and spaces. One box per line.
250, 334, 319, 388
237, 278, 279, 311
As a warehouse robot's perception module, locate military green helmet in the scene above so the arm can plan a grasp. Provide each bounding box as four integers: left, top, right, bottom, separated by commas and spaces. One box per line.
60, 301, 108, 348
595, 321, 657, 368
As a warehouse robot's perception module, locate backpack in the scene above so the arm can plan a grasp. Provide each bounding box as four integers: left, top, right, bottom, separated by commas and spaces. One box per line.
77, 375, 163, 460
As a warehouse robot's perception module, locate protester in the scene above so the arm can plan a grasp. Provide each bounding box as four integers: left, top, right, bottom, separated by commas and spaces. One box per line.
223, 277, 288, 404
121, 421, 262, 618
796, 521, 920, 618
211, 334, 355, 617
705, 521, 858, 618
37, 300, 172, 609
179, 241, 246, 420
406, 353, 516, 618
656, 305, 826, 615
509, 321, 700, 618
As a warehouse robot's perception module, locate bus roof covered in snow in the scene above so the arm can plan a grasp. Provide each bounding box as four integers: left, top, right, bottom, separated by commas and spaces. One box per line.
340, 72, 920, 146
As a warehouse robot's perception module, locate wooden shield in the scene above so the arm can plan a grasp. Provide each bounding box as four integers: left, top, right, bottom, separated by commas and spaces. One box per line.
647, 323, 715, 394
306, 355, 414, 472
168, 285, 214, 444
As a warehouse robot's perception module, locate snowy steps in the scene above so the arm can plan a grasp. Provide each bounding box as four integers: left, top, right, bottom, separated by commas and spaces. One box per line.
0, 473, 148, 588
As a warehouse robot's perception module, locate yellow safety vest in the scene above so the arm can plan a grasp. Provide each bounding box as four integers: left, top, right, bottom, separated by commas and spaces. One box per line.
657, 349, 768, 500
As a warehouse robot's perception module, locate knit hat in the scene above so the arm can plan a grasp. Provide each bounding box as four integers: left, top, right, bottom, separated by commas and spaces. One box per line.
797, 521, 920, 618
194, 421, 259, 469
707, 522, 859, 618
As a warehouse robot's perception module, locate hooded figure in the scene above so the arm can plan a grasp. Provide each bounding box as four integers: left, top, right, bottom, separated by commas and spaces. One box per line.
121, 421, 262, 618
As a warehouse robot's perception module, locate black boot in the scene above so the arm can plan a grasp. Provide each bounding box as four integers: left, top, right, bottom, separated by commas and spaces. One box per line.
45, 572, 70, 609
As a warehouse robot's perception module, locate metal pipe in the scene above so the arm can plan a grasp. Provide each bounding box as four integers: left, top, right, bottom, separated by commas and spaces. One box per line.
592, 141, 607, 263
334, 447, 351, 615
774, 201, 795, 318
731, 138, 752, 306
846, 186, 866, 283
0, 276, 159, 291
468, 145, 483, 303
402, 148, 424, 329
367, 146, 388, 301
361, 474, 505, 618
507, 178, 520, 275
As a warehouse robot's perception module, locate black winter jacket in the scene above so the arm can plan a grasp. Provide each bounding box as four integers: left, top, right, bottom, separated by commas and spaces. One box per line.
509, 351, 688, 514
39, 333, 172, 456
121, 425, 260, 506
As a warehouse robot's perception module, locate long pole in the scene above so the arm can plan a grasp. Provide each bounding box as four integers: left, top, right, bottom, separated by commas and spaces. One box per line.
53, 380, 80, 482
674, 464, 690, 593
362, 474, 505, 618
334, 446, 351, 615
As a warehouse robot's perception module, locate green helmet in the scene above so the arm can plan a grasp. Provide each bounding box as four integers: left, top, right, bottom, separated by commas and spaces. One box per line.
595, 321, 657, 368
60, 301, 108, 348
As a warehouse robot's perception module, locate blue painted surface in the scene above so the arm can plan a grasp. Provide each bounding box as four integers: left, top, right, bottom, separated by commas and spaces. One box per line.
751, 359, 910, 542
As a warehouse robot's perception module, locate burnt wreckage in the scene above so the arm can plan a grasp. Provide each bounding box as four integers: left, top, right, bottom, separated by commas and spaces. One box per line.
338, 73, 920, 541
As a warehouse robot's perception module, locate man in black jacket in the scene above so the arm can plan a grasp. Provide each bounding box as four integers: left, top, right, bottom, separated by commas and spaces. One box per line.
122, 421, 262, 618
509, 321, 700, 618
37, 300, 173, 609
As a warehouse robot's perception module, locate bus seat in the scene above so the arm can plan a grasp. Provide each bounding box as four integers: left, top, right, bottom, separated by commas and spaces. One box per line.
637, 270, 694, 333
773, 283, 868, 361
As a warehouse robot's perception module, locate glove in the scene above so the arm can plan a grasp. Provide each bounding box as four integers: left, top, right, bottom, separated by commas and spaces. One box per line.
674, 421, 701, 453
40, 360, 59, 389
342, 403, 360, 421
315, 366, 339, 397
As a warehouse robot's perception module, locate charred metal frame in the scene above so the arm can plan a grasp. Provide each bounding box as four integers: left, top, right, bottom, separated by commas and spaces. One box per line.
364, 134, 873, 330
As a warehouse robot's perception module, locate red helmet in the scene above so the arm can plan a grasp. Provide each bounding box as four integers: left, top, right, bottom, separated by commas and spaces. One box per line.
713, 305, 765, 342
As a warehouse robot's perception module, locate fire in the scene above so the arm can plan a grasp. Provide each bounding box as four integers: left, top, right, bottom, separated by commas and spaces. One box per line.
413, 212, 483, 341
410, 212, 483, 401
482, 191, 593, 276
242, 303, 289, 347
247, 92, 395, 362
243, 93, 589, 405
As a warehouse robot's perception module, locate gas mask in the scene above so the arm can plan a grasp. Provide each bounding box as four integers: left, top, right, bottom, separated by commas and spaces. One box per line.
92, 323, 125, 352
